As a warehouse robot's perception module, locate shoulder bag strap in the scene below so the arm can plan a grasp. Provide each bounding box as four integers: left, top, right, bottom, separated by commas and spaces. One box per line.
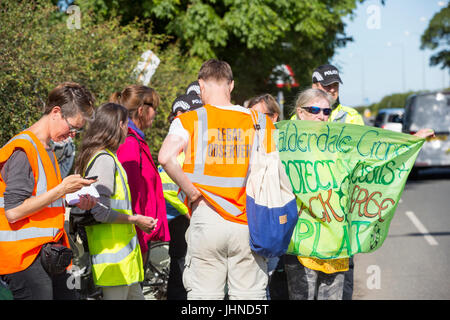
84, 152, 117, 178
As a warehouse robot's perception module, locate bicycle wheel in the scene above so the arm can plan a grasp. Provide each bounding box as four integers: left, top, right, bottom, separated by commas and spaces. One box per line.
142, 241, 170, 300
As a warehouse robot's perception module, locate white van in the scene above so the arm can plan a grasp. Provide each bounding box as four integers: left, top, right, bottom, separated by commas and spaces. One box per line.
402, 91, 450, 169
374, 108, 404, 132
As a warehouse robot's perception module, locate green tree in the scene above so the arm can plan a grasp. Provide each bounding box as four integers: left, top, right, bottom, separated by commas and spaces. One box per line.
364, 90, 428, 115
0, 0, 199, 157
72, 0, 367, 114
421, 2, 450, 70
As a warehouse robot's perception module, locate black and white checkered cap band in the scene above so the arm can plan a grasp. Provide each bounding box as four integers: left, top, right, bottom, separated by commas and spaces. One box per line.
172, 100, 191, 113
186, 84, 200, 95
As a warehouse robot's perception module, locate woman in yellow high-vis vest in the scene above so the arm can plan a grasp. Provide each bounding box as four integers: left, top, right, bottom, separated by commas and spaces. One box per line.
75, 103, 157, 300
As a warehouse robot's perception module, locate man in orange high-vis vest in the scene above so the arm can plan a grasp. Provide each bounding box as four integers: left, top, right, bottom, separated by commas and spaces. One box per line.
159, 59, 276, 300
0, 82, 98, 300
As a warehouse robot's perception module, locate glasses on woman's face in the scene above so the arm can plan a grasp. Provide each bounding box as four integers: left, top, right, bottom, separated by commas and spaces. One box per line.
63, 116, 83, 134
302, 106, 332, 116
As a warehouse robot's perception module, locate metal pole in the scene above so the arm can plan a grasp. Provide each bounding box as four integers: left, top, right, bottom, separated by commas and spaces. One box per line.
277, 90, 284, 120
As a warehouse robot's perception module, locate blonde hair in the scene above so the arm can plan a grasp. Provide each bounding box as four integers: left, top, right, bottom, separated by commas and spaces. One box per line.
294, 88, 333, 116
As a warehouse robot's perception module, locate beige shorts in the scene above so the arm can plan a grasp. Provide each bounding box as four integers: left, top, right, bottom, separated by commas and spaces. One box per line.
183, 204, 268, 300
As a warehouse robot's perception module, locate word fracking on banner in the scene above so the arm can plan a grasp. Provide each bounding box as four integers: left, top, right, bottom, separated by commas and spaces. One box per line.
274, 120, 424, 259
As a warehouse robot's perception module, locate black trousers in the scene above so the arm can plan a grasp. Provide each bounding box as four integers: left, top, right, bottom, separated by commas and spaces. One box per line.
166, 215, 189, 300
343, 256, 354, 300
2, 253, 79, 300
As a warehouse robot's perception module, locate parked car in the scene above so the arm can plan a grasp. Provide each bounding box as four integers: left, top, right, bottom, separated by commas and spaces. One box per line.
402, 91, 450, 169
374, 108, 404, 132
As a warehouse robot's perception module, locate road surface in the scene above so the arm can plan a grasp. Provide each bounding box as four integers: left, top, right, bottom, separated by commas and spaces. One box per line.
353, 168, 450, 300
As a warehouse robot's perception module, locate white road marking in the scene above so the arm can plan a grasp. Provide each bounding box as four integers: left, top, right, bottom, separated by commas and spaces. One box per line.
405, 211, 438, 246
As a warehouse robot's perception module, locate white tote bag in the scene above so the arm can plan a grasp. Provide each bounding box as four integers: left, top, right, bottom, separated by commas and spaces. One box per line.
246, 110, 298, 258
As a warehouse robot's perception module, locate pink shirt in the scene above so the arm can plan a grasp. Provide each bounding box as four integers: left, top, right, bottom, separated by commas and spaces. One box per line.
117, 128, 170, 253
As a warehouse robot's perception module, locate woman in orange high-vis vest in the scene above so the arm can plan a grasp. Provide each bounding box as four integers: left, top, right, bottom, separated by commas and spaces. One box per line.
159, 59, 276, 300
0, 82, 98, 300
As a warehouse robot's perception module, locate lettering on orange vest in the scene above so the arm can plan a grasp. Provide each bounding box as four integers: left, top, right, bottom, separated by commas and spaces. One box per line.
177, 105, 275, 224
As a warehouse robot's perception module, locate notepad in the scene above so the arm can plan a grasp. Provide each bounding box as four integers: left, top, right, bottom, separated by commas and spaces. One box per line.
65, 185, 100, 206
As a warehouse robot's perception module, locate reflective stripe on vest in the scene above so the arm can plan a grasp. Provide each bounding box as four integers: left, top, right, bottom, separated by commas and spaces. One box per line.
4, 134, 48, 197
110, 152, 132, 212
333, 110, 348, 123
109, 198, 131, 211
91, 235, 138, 265
0, 227, 60, 242
186, 108, 266, 217
162, 183, 179, 192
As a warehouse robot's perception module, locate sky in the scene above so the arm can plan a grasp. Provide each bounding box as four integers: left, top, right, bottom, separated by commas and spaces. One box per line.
57, 0, 448, 108
332, 0, 449, 107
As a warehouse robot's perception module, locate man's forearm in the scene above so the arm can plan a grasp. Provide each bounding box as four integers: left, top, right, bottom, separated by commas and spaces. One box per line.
158, 134, 201, 206
162, 157, 201, 205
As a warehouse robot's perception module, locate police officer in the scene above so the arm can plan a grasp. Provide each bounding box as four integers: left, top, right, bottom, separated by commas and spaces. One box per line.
311, 64, 364, 125
311, 64, 363, 300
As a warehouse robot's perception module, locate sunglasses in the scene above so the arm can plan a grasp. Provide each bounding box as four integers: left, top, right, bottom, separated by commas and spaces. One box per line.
302, 106, 332, 116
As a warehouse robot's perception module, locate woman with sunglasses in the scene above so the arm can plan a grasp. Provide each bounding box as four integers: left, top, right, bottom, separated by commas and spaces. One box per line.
284, 88, 347, 300
284, 89, 434, 300
0, 82, 98, 300
294, 89, 434, 139
293, 88, 333, 122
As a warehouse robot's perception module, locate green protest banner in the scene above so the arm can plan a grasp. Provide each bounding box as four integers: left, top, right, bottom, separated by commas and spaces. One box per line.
275, 120, 424, 259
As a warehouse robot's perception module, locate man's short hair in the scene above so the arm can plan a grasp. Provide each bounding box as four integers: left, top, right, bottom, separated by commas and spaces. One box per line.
198, 59, 233, 83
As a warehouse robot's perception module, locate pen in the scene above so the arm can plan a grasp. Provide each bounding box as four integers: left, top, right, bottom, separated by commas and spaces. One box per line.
96, 201, 109, 210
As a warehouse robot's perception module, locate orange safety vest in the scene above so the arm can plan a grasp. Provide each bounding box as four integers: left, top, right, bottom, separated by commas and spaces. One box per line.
177, 104, 275, 224
0, 131, 68, 275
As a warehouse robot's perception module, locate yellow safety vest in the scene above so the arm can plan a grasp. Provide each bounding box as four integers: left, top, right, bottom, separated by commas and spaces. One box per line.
158, 153, 188, 216
328, 104, 364, 125
85, 149, 144, 287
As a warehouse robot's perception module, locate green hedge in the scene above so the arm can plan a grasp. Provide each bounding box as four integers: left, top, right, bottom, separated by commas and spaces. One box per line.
0, 0, 200, 159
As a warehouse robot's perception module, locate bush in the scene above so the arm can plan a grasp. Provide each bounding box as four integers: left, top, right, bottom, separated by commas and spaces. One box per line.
0, 0, 200, 159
